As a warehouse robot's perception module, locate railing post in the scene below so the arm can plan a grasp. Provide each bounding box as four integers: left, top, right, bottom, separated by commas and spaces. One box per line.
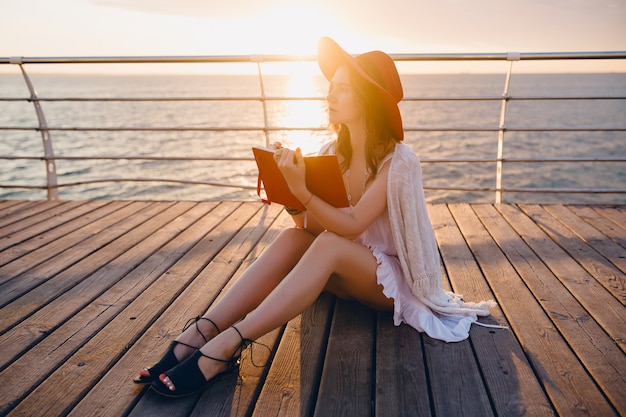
495, 53, 519, 204
13, 59, 59, 200
254, 59, 271, 147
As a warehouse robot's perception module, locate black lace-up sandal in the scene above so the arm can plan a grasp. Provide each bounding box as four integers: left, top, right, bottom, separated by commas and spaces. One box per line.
133, 316, 220, 384
150, 326, 250, 398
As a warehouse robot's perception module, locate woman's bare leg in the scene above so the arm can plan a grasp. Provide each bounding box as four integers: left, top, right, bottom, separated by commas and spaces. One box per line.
203, 227, 317, 331
158, 231, 393, 390
237, 231, 393, 340
139, 227, 314, 378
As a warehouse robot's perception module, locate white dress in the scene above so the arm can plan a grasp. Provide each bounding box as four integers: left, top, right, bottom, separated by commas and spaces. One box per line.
355, 206, 482, 342
324, 141, 494, 342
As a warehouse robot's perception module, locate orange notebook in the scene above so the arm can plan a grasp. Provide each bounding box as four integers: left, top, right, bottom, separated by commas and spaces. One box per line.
252, 146, 349, 211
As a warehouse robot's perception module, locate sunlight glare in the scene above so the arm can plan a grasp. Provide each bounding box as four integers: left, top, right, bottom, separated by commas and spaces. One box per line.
278, 67, 329, 155
253, 4, 336, 54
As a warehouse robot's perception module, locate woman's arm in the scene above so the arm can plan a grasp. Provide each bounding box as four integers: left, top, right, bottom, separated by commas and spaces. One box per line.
305, 162, 389, 239
287, 210, 325, 235
276, 147, 389, 239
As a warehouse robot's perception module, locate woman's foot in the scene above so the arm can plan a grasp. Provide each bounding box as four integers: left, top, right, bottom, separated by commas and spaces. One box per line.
152, 326, 247, 397
133, 316, 220, 384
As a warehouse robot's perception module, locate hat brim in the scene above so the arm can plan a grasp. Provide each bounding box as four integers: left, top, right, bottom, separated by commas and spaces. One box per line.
317, 37, 404, 140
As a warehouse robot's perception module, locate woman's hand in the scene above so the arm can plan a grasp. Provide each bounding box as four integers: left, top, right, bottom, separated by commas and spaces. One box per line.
274, 147, 309, 201
268, 141, 283, 151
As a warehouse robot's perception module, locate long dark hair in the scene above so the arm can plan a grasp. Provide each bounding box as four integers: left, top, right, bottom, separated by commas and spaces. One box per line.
332, 66, 401, 185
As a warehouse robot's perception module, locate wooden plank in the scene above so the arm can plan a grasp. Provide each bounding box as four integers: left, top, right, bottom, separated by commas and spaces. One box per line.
542, 205, 626, 296
516, 204, 626, 350
250, 295, 334, 417
0, 201, 220, 414
181, 209, 293, 417
0, 200, 41, 223
595, 206, 626, 230
0, 200, 89, 243
0, 200, 64, 231
64, 203, 282, 417
0, 203, 158, 306
81, 202, 252, 417
375, 314, 430, 417
0, 202, 192, 367
0, 200, 118, 262
251, 286, 334, 416
570, 205, 626, 248
0, 200, 109, 252
431, 204, 554, 417
5, 202, 266, 417
2, 201, 624, 417
424, 205, 494, 417
478, 204, 626, 415
313, 300, 375, 417
432, 205, 532, 417
426, 336, 496, 417
0, 201, 146, 291
484, 204, 621, 416
189, 209, 299, 417
452, 203, 617, 417
0, 200, 28, 213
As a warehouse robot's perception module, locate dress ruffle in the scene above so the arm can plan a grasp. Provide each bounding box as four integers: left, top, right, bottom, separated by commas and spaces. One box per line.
366, 242, 480, 342
327, 141, 494, 342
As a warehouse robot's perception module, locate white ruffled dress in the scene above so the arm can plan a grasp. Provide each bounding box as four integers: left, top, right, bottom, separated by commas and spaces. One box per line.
325, 142, 494, 342
355, 208, 481, 342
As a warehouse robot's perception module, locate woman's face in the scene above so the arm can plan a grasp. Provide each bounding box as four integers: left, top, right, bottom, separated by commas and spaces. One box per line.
327, 66, 363, 126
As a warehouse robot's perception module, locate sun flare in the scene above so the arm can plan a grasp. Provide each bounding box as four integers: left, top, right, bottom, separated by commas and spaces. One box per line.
276, 68, 330, 155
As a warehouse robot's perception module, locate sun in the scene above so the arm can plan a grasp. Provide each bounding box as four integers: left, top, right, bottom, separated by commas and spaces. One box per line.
215, 2, 356, 152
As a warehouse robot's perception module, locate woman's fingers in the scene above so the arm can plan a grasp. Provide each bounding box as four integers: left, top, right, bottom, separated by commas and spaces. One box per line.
269, 141, 283, 150
275, 148, 296, 166
293, 148, 304, 165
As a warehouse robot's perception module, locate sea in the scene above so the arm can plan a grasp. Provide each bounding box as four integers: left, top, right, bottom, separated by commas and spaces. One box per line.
0, 72, 625, 204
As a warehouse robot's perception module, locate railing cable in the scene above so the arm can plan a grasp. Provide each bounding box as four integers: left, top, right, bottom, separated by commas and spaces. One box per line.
1, 51, 624, 202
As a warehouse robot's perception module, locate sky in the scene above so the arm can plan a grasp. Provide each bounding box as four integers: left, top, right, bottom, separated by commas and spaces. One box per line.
0, 0, 625, 74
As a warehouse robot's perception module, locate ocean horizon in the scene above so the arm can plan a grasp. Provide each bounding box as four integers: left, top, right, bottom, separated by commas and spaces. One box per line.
1, 72, 625, 204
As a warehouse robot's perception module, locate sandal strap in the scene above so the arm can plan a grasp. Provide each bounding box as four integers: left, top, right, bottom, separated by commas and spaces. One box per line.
183, 316, 221, 344
230, 325, 248, 346
199, 317, 221, 334
195, 331, 243, 373
230, 325, 271, 369
172, 339, 197, 351
197, 350, 233, 365
179, 325, 249, 371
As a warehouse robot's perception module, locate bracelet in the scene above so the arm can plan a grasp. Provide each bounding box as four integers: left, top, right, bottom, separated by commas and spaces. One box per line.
302, 192, 314, 206
285, 207, 303, 215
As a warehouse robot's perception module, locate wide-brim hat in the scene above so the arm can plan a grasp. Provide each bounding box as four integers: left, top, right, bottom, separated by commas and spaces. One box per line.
317, 37, 404, 140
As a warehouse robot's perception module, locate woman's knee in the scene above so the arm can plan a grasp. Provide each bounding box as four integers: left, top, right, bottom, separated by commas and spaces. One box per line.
281, 226, 326, 244
307, 231, 343, 256
312, 230, 343, 246
277, 227, 308, 240
273, 227, 315, 250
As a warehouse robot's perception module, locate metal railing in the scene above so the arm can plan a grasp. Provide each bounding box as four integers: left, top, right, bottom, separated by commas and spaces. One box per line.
1, 51, 625, 203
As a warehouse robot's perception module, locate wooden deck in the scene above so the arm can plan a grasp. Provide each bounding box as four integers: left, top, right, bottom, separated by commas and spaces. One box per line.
0, 200, 624, 417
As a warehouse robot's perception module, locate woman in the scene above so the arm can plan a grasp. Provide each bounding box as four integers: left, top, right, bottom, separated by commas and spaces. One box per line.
136, 37, 495, 397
